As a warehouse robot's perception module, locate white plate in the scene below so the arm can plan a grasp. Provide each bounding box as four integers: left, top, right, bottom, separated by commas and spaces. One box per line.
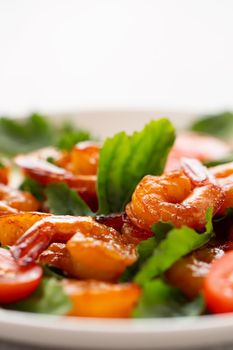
1, 110, 232, 350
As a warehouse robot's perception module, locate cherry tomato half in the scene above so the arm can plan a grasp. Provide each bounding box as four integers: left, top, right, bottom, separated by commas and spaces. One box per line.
204, 251, 233, 314
0, 248, 42, 304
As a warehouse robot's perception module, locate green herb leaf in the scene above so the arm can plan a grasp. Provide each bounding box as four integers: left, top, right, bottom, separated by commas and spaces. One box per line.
56, 123, 91, 150
133, 279, 205, 318
19, 177, 45, 201
134, 209, 213, 285
121, 222, 174, 282
204, 153, 233, 167
190, 111, 233, 140
9, 278, 72, 315
45, 182, 93, 216
0, 114, 54, 156
97, 119, 175, 214
0, 114, 93, 156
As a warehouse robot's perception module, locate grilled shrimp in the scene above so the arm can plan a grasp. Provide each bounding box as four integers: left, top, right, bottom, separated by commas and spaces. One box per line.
63, 280, 140, 318
126, 160, 224, 230
15, 152, 97, 210
211, 163, 233, 213
0, 159, 10, 184
166, 240, 233, 299
0, 184, 40, 214
11, 215, 137, 281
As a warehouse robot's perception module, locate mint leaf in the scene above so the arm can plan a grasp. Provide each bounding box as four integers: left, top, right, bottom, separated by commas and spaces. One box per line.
133, 279, 205, 318
134, 209, 213, 285
20, 177, 45, 202
97, 119, 175, 214
45, 183, 93, 216
190, 111, 233, 140
9, 278, 72, 315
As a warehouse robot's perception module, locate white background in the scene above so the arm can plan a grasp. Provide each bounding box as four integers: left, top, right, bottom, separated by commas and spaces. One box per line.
0, 0, 232, 116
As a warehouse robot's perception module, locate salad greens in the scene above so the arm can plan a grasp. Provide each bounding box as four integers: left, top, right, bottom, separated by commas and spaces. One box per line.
97, 119, 175, 214
133, 279, 205, 318
45, 183, 92, 216
0, 114, 91, 156
9, 278, 71, 315
190, 111, 233, 140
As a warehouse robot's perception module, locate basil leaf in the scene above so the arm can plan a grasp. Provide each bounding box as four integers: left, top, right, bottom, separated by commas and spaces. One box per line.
45, 182, 93, 216
97, 119, 175, 214
134, 209, 213, 285
8, 278, 71, 315
190, 111, 233, 140
133, 279, 205, 318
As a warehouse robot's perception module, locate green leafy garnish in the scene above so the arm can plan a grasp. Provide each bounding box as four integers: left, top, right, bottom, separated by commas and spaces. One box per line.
97, 119, 175, 214
45, 183, 93, 216
204, 153, 233, 167
190, 111, 233, 140
9, 278, 72, 315
134, 209, 213, 285
20, 177, 45, 202
56, 123, 92, 150
0, 114, 92, 156
133, 279, 204, 318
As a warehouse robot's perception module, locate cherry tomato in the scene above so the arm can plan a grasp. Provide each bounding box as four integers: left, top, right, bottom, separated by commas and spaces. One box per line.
0, 248, 42, 304
204, 251, 233, 314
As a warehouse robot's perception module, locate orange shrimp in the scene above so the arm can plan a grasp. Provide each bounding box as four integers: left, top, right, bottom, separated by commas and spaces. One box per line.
0, 212, 50, 246
166, 240, 233, 299
0, 158, 10, 185
126, 160, 224, 231
11, 216, 137, 281
63, 280, 141, 318
15, 154, 97, 211
0, 184, 40, 214
210, 163, 233, 214
68, 141, 100, 176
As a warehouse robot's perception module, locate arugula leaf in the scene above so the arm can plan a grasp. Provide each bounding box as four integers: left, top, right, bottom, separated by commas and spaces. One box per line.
0, 114, 92, 156
9, 278, 72, 315
97, 119, 175, 214
190, 111, 233, 140
20, 177, 45, 202
134, 209, 213, 285
45, 183, 93, 216
133, 279, 205, 318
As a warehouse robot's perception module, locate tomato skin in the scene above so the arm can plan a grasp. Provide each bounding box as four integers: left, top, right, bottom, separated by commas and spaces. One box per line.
204, 251, 233, 314
0, 248, 42, 304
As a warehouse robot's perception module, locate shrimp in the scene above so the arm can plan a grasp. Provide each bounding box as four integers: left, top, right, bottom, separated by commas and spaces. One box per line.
11, 216, 137, 281
210, 163, 233, 214
126, 163, 224, 231
15, 154, 97, 211
166, 240, 233, 299
67, 141, 100, 176
0, 158, 10, 184
63, 280, 141, 318
0, 184, 40, 214
0, 212, 49, 246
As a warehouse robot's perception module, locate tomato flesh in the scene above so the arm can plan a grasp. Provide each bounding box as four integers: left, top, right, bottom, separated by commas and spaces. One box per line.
204, 251, 233, 314
0, 248, 42, 304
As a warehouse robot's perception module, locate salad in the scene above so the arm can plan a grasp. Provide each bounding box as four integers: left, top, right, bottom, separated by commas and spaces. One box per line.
0, 112, 232, 318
